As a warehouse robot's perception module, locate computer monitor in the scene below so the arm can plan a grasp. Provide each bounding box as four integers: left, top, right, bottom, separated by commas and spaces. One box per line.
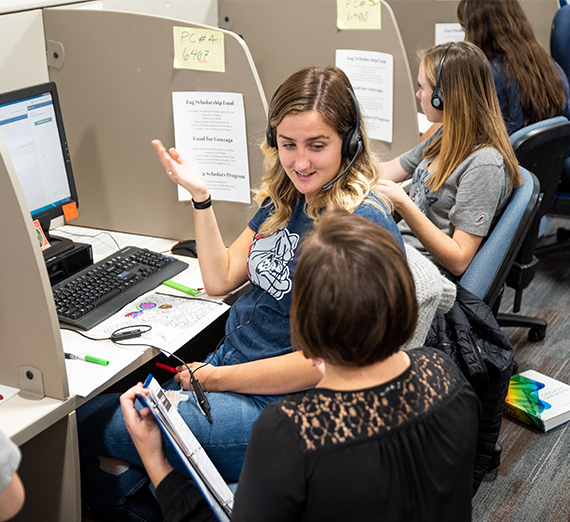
0, 81, 78, 257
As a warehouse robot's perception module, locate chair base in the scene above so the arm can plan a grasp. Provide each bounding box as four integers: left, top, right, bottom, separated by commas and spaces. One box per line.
535, 228, 570, 258
496, 312, 547, 342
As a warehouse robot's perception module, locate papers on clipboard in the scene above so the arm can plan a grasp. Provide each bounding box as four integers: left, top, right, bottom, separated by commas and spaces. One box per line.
139, 375, 234, 522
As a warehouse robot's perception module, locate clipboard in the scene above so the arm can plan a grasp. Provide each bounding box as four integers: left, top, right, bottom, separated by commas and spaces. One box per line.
138, 375, 234, 521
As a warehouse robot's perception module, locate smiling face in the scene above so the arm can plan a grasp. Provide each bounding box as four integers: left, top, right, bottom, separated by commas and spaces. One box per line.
276, 110, 343, 202
417, 62, 444, 124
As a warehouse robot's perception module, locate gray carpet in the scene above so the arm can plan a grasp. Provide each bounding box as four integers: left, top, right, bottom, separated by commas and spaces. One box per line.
472, 217, 570, 522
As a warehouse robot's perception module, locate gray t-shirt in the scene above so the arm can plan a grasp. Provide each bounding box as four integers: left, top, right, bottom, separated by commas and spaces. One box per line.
398, 128, 512, 258
0, 428, 21, 494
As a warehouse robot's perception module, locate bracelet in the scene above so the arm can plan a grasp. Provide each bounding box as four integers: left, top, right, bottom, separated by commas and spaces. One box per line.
192, 195, 212, 210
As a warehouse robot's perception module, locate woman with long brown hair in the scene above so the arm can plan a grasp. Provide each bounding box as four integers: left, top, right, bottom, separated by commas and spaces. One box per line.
458, 0, 570, 134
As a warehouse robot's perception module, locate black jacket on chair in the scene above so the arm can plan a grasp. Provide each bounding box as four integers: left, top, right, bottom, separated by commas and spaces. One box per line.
424, 284, 514, 495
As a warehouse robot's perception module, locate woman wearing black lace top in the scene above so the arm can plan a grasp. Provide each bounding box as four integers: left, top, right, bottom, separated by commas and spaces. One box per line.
120, 209, 480, 522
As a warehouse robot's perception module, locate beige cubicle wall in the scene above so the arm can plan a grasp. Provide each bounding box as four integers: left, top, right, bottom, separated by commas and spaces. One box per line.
42, 9, 267, 245
388, 0, 560, 95
0, 136, 68, 401
218, 0, 420, 161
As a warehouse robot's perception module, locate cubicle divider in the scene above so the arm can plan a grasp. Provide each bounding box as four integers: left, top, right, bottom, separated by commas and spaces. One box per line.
42, 8, 268, 245
388, 0, 560, 96
0, 135, 68, 401
218, 0, 420, 161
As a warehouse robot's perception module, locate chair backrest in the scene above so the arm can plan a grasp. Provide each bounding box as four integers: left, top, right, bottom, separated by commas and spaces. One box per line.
460, 167, 540, 308
509, 116, 570, 217
552, 4, 570, 81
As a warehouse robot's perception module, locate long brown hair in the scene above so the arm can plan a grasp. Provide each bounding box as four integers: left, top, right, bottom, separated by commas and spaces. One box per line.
255, 66, 390, 236
457, 0, 567, 126
421, 41, 522, 191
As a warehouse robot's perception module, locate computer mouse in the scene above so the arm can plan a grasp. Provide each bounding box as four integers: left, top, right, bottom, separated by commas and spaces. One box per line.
171, 239, 198, 258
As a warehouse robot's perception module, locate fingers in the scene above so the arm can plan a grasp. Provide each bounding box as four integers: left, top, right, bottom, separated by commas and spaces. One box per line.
151, 139, 175, 172
168, 147, 183, 164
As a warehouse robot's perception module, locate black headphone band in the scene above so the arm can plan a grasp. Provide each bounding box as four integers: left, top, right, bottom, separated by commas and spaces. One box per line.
265, 83, 363, 191
431, 42, 455, 110
266, 85, 362, 156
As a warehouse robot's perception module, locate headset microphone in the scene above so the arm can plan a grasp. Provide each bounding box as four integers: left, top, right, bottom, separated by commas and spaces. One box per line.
321, 139, 363, 191
321, 87, 363, 190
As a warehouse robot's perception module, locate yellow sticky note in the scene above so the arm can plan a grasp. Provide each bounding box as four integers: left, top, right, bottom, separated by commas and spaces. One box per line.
337, 0, 381, 30
62, 201, 78, 221
173, 27, 225, 72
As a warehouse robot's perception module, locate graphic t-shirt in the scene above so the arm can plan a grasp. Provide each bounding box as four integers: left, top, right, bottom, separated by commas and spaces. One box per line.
398, 127, 512, 259
222, 195, 403, 363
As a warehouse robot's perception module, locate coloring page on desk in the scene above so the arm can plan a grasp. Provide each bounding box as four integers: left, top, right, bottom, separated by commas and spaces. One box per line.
63, 339, 143, 397
89, 291, 229, 354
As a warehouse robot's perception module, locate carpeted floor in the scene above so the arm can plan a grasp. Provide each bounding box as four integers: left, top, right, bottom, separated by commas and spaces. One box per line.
472, 217, 570, 522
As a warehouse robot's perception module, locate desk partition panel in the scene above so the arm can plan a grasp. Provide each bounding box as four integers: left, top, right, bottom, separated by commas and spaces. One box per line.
218, 0, 419, 161
42, 9, 267, 245
0, 136, 68, 400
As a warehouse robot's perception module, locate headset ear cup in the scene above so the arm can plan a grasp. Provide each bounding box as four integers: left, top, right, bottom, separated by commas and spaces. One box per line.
431, 42, 454, 112
342, 128, 357, 157
266, 123, 276, 148
343, 87, 363, 158
431, 90, 443, 110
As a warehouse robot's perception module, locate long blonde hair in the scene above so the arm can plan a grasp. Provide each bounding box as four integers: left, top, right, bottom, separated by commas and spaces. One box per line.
255, 66, 391, 236
422, 41, 522, 191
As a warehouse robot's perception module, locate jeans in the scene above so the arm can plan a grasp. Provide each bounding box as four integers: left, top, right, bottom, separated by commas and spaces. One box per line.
77, 346, 284, 522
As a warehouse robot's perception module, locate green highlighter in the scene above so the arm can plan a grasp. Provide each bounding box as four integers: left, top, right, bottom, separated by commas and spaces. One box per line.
65, 353, 109, 366
162, 279, 200, 296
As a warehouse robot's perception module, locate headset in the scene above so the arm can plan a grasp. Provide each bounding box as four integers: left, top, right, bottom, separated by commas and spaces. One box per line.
462, 0, 469, 27
431, 42, 455, 111
266, 85, 363, 191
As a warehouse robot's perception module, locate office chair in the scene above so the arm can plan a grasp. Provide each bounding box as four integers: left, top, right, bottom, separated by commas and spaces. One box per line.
458, 167, 539, 477
489, 117, 570, 341
541, 3, 570, 253
460, 167, 540, 314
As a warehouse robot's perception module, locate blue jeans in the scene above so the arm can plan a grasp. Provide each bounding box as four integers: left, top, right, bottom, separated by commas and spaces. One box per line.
77, 346, 284, 522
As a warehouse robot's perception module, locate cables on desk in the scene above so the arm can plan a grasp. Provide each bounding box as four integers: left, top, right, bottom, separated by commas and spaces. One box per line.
61, 325, 213, 423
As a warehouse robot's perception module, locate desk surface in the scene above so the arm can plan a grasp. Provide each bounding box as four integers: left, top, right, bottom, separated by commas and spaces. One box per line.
0, 225, 231, 445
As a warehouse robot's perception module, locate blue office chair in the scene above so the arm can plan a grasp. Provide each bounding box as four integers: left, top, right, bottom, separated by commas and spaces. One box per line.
457, 167, 539, 478
552, 5, 570, 81
460, 167, 540, 314
546, 4, 570, 248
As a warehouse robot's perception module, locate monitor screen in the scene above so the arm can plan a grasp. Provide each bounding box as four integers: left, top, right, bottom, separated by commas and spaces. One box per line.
0, 82, 78, 239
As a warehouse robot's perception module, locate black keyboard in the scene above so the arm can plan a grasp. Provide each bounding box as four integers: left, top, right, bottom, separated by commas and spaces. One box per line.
52, 246, 188, 330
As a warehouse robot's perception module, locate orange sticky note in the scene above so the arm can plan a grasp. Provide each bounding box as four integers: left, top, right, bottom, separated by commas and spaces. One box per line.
62, 201, 78, 221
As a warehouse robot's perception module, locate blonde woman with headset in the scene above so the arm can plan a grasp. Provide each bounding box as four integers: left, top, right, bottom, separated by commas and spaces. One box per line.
377, 41, 522, 279
77, 66, 403, 522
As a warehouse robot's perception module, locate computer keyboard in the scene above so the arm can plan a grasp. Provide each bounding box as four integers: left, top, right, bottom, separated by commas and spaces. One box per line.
52, 246, 189, 330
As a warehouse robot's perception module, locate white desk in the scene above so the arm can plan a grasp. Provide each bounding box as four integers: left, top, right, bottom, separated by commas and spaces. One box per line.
0, 225, 234, 522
